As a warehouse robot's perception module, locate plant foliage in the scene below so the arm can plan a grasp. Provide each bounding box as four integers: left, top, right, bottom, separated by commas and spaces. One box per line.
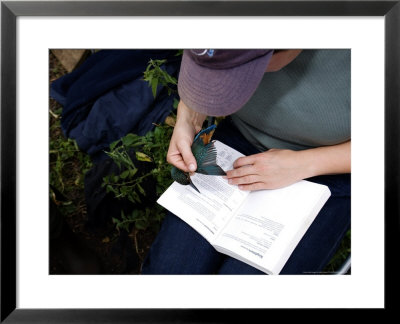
102, 122, 175, 233
50, 108, 92, 195
143, 59, 178, 98
101, 57, 180, 233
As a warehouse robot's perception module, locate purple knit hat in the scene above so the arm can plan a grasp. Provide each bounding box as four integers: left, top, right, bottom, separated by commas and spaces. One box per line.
178, 49, 274, 116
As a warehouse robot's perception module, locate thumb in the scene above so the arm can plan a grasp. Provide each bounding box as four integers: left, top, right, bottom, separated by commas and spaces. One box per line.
178, 142, 197, 172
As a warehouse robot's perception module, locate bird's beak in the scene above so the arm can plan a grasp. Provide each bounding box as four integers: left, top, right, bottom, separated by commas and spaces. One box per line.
189, 181, 201, 194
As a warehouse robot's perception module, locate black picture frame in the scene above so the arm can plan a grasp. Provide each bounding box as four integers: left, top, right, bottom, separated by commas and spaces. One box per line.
1, 0, 399, 322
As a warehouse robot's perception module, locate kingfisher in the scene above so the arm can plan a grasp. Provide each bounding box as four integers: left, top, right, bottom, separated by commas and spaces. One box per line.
171, 124, 226, 193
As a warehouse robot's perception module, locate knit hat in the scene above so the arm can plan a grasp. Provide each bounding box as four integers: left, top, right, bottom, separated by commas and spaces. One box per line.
178, 49, 273, 116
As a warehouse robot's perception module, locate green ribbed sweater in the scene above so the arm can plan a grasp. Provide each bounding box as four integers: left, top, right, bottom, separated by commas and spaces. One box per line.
232, 49, 351, 151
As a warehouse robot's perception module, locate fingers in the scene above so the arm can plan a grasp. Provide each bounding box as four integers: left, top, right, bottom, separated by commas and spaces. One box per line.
226, 150, 302, 191
226, 165, 256, 180
237, 182, 266, 191
167, 134, 197, 172
226, 154, 266, 191
177, 141, 197, 172
228, 174, 259, 186
232, 155, 258, 168
167, 153, 189, 172
226, 155, 258, 179
167, 145, 195, 173
166, 99, 207, 172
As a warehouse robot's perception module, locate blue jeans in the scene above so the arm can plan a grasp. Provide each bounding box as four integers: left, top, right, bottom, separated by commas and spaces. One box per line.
141, 118, 351, 274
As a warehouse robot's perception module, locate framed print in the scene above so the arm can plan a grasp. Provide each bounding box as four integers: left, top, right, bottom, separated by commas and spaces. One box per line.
1, 0, 399, 322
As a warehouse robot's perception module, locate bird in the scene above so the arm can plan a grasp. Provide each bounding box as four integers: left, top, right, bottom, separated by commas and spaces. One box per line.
171, 124, 226, 193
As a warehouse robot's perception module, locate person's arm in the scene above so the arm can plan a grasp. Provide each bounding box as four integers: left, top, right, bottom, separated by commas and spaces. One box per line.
226, 140, 351, 191
166, 100, 207, 172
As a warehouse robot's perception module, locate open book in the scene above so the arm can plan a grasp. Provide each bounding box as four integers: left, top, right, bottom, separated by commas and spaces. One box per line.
157, 141, 331, 274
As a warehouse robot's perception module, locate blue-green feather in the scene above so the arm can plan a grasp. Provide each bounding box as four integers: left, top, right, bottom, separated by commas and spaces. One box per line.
171, 166, 190, 185
170, 124, 225, 192
191, 125, 226, 176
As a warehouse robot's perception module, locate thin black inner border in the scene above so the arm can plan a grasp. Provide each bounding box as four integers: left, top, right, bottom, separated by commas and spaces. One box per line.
1, 1, 399, 322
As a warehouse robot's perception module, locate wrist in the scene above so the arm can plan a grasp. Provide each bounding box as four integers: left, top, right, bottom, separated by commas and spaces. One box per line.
176, 100, 207, 132
298, 142, 351, 178
290, 149, 318, 180
299, 149, 319, 179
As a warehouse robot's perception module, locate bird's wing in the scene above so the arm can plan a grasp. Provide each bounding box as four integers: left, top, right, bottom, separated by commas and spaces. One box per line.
192, 124, 226, 176
196, 141, 226, 176
192, 124, 217, 157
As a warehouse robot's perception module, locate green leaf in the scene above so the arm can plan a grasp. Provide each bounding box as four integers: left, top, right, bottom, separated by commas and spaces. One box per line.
127, 195, 136, 204
129, 168, 138, 177
120, 170, 130, 179
165, 73, 177, 85
132, 191, 141, 203
154, 125, 162, 135
145, 73, 152, 84
137, 183, 146, 196
135, 220, 147, 230
120, 186, 128, 196
151, 79, 158, 98
173, 98, 179, 109
122, 134, 138, 147
136, 152, 152, 162
131, 209, 140, 220
109, 139, 120, 151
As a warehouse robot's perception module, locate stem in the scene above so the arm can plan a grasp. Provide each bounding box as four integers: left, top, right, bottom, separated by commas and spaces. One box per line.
115, 219, 134, 228
133, 228, 140, 257
147, 144, 162, 148
110, 172, 153, 187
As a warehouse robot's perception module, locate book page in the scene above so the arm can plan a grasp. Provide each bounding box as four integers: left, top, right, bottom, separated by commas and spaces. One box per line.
213, 181, 331, 274
157, 141, 249, 243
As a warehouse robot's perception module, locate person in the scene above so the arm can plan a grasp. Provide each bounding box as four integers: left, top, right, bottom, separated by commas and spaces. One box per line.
141, 49, 351, 274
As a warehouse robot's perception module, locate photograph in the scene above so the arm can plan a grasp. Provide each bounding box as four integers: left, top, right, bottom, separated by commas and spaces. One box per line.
49, 48, 352, 276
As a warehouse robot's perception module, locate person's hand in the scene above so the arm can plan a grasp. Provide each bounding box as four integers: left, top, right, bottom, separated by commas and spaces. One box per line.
167, 119, 198, 173
226, 140, 351, 191
166, 100, 207, 172
225, 149, 310, 191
